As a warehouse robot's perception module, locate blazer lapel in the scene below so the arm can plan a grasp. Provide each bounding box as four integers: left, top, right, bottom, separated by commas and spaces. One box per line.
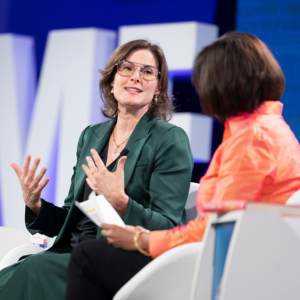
73, 117, 117, 200
73, 114, 157, 200
122, 114, 158, 188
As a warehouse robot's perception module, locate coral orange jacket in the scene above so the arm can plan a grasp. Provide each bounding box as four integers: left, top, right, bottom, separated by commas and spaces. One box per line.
149, 101, 300, 258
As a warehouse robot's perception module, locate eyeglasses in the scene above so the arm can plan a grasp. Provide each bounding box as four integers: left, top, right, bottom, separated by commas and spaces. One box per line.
115, 60, 160, 81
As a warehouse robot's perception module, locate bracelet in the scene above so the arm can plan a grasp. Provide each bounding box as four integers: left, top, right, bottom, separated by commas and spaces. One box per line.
133, 231, 150, 256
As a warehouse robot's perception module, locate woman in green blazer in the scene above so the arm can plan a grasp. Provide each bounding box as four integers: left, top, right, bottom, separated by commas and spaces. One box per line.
0, 39, 193, 299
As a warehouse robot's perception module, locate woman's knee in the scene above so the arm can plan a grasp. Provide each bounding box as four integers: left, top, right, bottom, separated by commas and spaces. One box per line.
70, 240, 99, 268
70, 239, 113, 270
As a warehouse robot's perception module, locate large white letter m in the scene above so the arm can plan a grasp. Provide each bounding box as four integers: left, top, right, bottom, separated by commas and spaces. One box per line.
0, 28, 116, 228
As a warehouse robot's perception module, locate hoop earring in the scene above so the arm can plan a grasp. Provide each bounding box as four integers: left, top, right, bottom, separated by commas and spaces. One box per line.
111, 87, 114, 94
154, 94, 158, 102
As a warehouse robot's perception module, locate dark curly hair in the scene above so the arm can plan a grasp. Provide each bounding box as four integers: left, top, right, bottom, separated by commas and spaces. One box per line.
99, 39, 174, 121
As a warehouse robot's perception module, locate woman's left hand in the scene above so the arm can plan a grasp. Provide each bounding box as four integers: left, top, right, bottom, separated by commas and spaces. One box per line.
83, 149, 129, 218
101, 223, 148, 251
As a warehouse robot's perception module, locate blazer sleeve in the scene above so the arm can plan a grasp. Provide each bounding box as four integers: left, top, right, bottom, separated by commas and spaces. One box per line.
123, 127, 194, 231
25, 126, 90, 237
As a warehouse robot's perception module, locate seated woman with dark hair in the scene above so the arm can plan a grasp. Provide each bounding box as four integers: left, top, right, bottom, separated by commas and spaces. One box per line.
0, 40, 193, 299
65, 31, 300, 300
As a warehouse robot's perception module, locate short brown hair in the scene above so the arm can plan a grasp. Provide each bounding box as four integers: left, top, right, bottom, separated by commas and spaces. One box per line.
99, 39, 173, 121
193, 31, 285, 122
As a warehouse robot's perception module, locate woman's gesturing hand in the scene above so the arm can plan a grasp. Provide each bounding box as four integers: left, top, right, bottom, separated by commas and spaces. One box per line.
83, 149, 129, 218
101, 223, 150, 252
11, 154, 49, 215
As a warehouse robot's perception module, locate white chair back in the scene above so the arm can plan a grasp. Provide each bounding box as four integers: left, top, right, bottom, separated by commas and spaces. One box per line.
0, 244, 45, 271
113, 242, 203, 300
286, 189, 300, 205
283, 188, 300, 241
0, 227, 31, 263
185, 182, 200, 223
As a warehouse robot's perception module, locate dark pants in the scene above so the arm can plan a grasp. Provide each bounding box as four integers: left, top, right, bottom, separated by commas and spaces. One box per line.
65, 239, 152, 300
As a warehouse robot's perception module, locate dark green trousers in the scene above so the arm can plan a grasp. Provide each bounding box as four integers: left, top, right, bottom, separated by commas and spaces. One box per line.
0, 247, 72, 300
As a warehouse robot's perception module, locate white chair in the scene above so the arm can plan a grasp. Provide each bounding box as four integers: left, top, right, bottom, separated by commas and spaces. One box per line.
0, 244, 45, 270
286, 188, 300, 205
189, 207, 300, 300
0, 227, 32, 263
185, 182, 201, 222
113, 182, 201, 300
114, 187, 300, 300
0, 233, 55, 271
283, 188, 300, 240
114, 242, 203, 300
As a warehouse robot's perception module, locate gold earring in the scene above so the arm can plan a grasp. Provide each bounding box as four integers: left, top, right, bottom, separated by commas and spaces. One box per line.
154, 94, 158, 102
111, 87, 114, 94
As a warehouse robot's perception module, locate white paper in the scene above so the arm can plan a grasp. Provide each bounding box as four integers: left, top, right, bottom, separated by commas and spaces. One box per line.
75, 192, 125, 227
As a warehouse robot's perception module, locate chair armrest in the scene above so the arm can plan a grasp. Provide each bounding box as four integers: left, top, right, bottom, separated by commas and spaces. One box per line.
113, 242, 203, 300
0, 244, 47, 271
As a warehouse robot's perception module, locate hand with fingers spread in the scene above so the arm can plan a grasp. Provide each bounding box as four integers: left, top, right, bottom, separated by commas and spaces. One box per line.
82, 148, 129, 218
101, 223, 150, 252
11, 154, 49, 215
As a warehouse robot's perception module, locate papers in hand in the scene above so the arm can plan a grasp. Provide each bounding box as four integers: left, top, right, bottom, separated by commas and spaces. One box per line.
75, 192, 125, 227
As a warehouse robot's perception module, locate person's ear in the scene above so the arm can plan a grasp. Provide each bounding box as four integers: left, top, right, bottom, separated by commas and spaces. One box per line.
110, 82, 115, 94
155, 84, 161, 95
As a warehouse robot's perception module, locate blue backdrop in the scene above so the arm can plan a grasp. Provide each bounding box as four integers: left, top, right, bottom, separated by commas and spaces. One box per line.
236, 0, 300, 139
1, 0, 217, 73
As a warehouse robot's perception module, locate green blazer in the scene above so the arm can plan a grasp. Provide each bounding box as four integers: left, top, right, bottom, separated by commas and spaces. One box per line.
25, 113, 194, 249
